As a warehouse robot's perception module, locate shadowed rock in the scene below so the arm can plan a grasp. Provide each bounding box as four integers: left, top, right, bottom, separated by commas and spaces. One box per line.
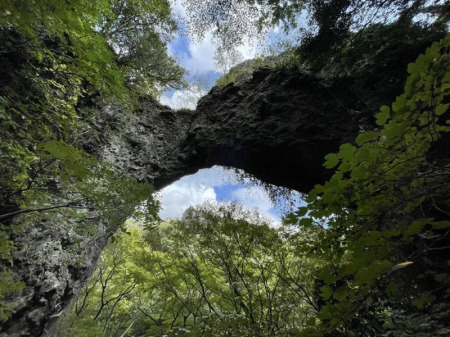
99, 67, 389, 193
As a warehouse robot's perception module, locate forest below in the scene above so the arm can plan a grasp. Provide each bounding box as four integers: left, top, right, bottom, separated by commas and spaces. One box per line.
0, 0, 450, 336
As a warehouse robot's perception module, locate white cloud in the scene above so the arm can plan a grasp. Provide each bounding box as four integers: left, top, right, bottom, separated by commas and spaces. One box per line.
167, 26, 260, 74
180, 33, 258, 74
157, 167, 228, 219
236, 41, 258, 62
158, 181, 217, 219
183, 166, 232, 186
182, 32, 217, 73
169, 0, 187, 19
168, 0, 303, 76
231, 186, 273, 210
159, 86, 206, 110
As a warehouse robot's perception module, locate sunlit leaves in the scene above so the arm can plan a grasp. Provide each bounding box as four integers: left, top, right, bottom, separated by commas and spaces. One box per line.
61, 204, 321, 336
0, 0, 178, 319
391, 261, 414, 272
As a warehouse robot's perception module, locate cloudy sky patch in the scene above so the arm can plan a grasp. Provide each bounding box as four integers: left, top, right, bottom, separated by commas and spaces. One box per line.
159, 86, 206, 110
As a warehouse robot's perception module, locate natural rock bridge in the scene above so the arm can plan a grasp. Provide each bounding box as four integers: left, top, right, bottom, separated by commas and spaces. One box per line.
3, 66, 402, 336
99, 66, 389, 192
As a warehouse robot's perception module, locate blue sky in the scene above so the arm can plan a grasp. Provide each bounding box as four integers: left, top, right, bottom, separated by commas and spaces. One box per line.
157, 1, 304, 225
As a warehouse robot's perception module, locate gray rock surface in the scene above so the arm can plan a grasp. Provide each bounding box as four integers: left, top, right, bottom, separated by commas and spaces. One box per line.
1, 66, 395, 336
3, 209, 112, 336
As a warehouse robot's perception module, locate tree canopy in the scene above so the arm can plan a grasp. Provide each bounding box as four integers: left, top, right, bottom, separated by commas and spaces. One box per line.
284, 34, 450, 336
57, 203, 323, 336
183, 0, 449, 71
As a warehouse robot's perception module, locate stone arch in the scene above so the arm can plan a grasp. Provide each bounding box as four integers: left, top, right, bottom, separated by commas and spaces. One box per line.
101, 67, 387, 195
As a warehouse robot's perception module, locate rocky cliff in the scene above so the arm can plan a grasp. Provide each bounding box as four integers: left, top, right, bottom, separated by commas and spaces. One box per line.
100, 66, 391, 192
1, 65, 399, 336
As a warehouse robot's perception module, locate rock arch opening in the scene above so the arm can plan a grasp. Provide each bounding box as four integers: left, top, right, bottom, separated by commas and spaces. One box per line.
157, 165, 305, 224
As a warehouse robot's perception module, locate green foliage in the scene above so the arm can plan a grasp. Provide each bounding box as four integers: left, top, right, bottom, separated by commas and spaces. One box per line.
117, 30, 187, 97
214, 54, 301, 87
184, 0, 448, 72
0, 0, 180, 218
99, 0, 187, 96
0, 224, 25, 321
58, 203, 322, 336
0, 0, 124, 95
286, 34, 450, 335
0, 0, 185, 96
0, 269, 24, 321
216, 58, 268, 86
175, 108, 195, 114
56, 225, 146, 337
41, 140, 158, 228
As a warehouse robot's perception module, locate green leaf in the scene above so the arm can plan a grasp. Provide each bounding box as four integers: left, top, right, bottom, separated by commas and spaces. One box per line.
354, 147, 371, 162
355, 260, 392, 285
299, 218, 313, 227
338, 143, 356, 159
431, 221, 450, 230
376, 106, 390, 126
306, 317, 316, 327
392, 96, 406, 112
295, 207, 308, 217
386, 281, 399, 296
412, 293, 436, 309
355, 131, 379, 145
324, 153, 339, 169
283, 213, 298, 225
320, 285, 333, 300
436, 104, 449, 116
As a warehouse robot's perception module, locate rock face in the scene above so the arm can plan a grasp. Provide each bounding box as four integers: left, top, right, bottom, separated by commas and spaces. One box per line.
100, 67, 389, 192
2, 66, 397, 336
3, 210, 112, 337
184, 67, 373, 192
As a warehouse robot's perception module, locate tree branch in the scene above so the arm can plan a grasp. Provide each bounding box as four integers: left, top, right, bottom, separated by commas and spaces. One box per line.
0, 202, 85, 221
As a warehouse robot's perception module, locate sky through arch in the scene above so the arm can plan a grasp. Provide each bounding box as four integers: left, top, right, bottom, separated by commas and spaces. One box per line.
157, 166, 305, 226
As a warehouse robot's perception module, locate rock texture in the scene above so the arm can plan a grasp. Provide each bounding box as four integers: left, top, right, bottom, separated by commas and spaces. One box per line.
2, 66, 398, 336
99, 67, 390, 192
3, 210, 112, 337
